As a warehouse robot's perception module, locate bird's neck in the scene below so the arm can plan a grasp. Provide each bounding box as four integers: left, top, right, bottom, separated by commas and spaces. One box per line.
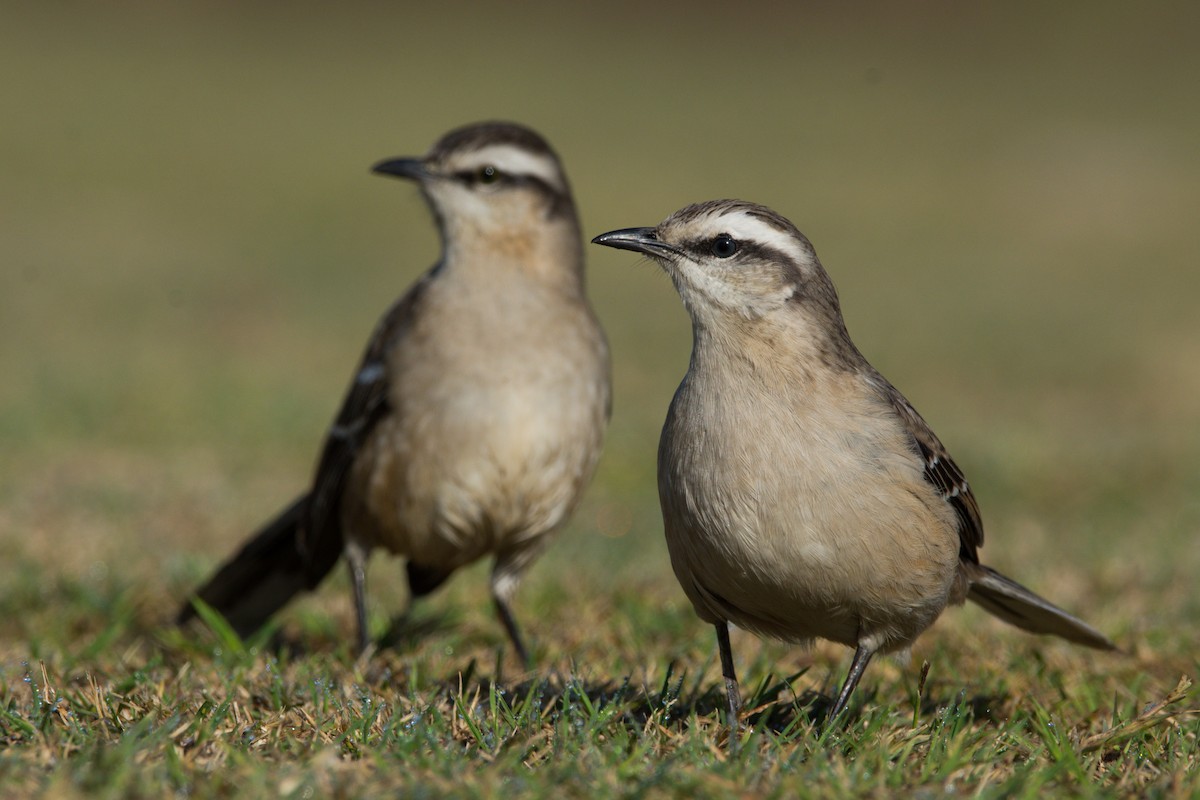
688, 314, 842, 396
441, 218, 586, 298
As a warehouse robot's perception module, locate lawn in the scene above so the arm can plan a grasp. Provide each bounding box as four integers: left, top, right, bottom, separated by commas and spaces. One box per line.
2, 2, 1198, 797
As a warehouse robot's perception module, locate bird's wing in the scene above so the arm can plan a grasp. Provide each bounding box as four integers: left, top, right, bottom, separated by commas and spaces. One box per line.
298, 273, 432, 584
869, 372, 984, 562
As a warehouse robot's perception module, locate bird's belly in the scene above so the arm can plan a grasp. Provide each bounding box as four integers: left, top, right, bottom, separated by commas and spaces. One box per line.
662, 411, 959, 649
672, 513, 955, 649
354, 370, 605, 568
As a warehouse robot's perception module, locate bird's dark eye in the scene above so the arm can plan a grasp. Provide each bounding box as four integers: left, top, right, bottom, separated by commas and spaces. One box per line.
710, 233, 739, 258
477, 165, 499, 184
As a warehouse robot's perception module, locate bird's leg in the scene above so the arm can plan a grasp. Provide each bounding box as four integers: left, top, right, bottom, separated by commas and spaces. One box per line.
828, 642, 875, 722
344, 539, 371, 656
491, 566, 531, 668
715, 621, 742, 732
493, 596, 530, 669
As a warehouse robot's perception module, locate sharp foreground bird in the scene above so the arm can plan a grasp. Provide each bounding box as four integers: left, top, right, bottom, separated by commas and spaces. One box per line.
593, 199, 1114, 725
178, 122, 611, 664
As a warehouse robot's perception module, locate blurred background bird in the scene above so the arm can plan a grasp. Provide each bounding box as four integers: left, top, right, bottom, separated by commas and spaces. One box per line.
177, 122, 611, 664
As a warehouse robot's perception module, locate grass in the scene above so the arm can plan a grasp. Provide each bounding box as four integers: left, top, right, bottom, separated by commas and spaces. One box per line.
2, 1, 1199, 796
1, 572, 1195, 798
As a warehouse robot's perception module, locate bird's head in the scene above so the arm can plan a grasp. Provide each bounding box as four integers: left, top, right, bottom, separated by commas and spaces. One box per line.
373, 122, 579, 258
595, 200, 843, 321
594, 200, 861, 369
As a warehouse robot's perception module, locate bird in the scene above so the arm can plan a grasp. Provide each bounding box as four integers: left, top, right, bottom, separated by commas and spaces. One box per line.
592, 199, 1114, 726
178, 122, 611, 666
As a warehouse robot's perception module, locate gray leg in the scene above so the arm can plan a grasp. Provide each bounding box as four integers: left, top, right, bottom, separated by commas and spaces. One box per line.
491, 564, 531, 668
715, 621, 742, 731
345, 539, 370, 656
828, 642, 875, 721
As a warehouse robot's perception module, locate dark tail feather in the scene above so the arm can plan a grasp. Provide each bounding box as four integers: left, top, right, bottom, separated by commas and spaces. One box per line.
406, 561, 454, 598
966, 563, 1117, 651
177, 494, 329, 638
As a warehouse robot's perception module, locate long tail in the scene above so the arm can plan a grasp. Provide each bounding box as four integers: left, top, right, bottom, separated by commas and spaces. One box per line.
965, 563, 1117, 650
177, 494, 338, 638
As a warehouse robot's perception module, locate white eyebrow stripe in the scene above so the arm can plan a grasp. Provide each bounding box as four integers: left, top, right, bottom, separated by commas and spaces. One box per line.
464, 144, 564, 191
688, 208, 811, 265
726, 210, 810, 263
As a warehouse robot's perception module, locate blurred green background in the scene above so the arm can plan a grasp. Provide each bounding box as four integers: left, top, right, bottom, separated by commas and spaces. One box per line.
2, 1, 1198, 644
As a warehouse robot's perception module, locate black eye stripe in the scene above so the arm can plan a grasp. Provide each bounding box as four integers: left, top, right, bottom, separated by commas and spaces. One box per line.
447, 168, 574, 219
688, 237, 798, 270
452, 167, 560, 193
456, 165, 502, 184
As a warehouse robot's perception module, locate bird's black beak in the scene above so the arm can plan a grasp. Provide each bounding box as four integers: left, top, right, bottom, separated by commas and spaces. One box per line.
371, 157, 428, 181
591, 227, 680, 257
